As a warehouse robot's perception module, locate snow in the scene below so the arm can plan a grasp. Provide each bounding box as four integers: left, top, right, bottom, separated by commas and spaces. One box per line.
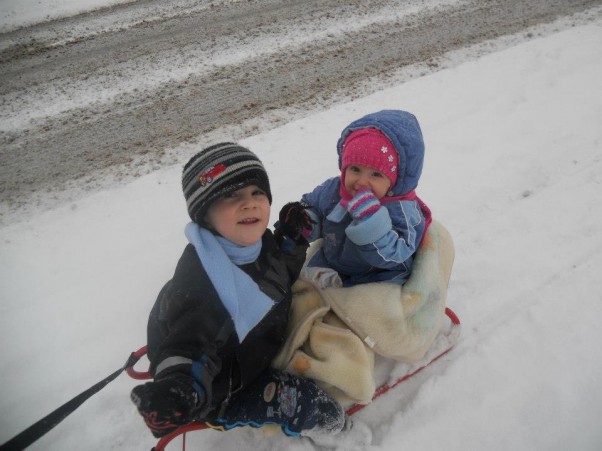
0, 0, 461, 135
2, 3, 602, 451
0, 0, 135, 31
0, 0, 459, 34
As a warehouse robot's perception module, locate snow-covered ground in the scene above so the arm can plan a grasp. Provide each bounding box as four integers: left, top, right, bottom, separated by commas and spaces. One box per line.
1, 2, 602, 450
1, 0, 156, 31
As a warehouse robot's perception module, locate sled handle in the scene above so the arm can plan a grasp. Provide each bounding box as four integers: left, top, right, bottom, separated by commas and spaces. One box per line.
126, 345, 152, 380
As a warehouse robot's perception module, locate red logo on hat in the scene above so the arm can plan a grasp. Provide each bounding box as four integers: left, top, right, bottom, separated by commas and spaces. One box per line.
199, 164, 226, 186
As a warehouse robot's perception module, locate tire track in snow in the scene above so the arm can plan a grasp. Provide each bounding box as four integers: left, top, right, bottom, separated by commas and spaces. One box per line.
0, 0, 599, 220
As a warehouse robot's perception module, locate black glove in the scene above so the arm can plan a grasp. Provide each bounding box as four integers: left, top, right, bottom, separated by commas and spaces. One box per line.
130, 375, 205, 438
275, 202, 315, 244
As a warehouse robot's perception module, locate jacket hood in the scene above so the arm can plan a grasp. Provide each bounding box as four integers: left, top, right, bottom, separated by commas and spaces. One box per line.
337, 110, 425, 195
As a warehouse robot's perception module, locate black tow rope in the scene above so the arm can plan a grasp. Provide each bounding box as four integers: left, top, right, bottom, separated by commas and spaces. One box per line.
0, 351, 141, 451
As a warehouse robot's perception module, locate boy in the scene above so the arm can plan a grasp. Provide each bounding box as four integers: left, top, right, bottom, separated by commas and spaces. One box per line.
130, 143, 352, 441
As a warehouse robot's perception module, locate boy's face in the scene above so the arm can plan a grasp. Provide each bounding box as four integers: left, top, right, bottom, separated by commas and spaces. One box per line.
205, 184, 270, 247
344, 164, 392, 199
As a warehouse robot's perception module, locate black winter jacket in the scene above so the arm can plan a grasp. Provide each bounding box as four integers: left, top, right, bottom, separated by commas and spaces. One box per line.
146, 230, 306, 419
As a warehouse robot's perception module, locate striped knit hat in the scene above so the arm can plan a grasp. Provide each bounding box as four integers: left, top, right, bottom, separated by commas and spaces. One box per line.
182, 143, 272, 225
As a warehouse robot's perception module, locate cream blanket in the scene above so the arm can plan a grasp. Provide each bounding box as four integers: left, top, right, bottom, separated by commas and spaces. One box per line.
272, 220, 455, 405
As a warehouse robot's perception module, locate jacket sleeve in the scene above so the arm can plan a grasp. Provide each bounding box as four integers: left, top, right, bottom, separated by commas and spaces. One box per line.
146, 246, 230, 415
344, 199, 425, 269
301, 177, 341, 242
265, 229, 307, 282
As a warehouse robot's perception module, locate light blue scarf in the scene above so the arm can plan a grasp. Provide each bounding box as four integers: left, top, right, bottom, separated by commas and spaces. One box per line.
185, 223, 274, 342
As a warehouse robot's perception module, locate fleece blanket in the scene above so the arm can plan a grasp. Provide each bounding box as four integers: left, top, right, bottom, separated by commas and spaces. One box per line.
272, 220, 455, 405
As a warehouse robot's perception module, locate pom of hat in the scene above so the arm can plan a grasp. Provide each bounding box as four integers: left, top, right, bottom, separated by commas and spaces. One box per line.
182, 143, 272, 225
341, 128, 399, 187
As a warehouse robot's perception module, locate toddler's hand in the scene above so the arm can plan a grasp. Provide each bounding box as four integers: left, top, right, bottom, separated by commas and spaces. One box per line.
345, 188, 381, 220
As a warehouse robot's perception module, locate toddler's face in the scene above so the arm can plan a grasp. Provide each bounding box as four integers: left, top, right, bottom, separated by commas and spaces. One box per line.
205, 185, 270, 246
344, 165, 391, 199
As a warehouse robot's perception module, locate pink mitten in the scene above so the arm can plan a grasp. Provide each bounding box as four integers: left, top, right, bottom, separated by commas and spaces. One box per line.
345, 188, 381, 220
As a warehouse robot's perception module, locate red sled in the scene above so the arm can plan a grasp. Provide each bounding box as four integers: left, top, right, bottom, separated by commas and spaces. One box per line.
127, 307, 461, 451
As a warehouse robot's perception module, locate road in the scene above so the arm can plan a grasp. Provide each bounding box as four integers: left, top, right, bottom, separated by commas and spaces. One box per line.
0, 0, 599, 219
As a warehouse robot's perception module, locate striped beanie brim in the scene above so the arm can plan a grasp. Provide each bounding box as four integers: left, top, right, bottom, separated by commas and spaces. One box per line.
182, 143, 272, 225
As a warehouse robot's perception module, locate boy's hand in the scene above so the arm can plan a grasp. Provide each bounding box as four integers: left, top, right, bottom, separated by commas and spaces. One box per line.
130, 376, 205, 438
343, 188, 381, 220
276, 202, 315, 244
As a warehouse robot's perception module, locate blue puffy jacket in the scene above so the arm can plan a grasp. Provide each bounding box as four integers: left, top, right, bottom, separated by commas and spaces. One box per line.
302, 110, 430, 286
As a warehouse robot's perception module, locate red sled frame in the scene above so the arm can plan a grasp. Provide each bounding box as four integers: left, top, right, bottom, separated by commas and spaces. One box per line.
127, 307, 460, 451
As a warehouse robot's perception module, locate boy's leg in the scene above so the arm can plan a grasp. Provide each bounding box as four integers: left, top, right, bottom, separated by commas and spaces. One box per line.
213, 368, 345, 437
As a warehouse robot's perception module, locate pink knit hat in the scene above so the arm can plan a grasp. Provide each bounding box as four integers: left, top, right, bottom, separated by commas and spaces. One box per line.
341, 128, 399, 187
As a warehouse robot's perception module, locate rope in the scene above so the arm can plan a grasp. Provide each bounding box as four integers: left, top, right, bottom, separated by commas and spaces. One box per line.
0, 352, 139, 451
